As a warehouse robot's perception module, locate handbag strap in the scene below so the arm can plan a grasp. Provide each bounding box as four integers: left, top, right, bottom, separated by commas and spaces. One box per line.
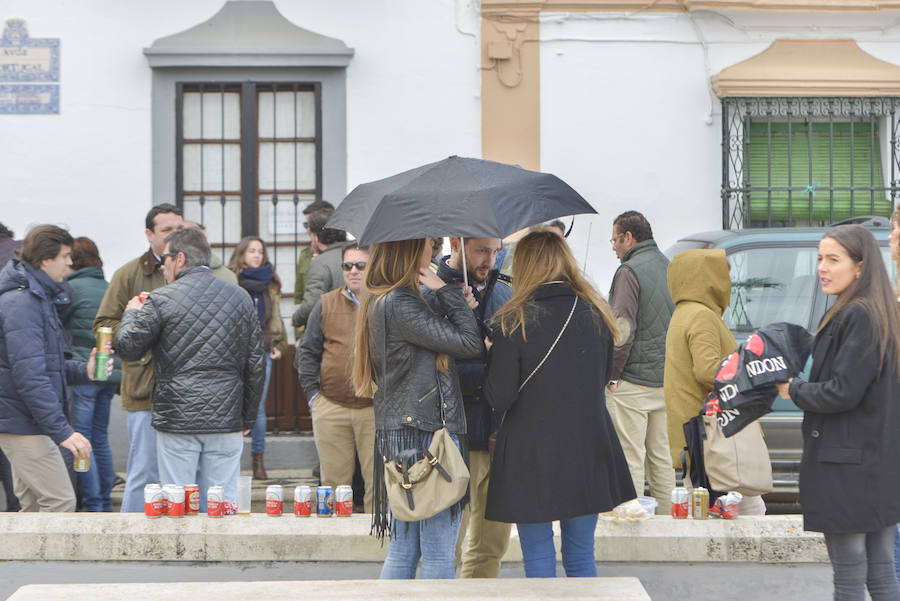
518, 295, 578, 393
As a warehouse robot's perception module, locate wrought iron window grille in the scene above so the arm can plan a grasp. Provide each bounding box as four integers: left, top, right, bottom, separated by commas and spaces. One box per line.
721, 97, 900, 230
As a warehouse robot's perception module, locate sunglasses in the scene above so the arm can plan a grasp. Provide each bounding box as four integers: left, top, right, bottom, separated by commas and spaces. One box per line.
160, 252, 179, 261
341, 261, 367, 272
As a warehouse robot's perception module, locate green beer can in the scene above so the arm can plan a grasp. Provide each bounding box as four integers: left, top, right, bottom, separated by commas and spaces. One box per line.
94, 326, 113, 381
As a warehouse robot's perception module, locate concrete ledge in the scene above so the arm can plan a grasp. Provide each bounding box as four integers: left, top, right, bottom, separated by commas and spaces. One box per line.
0, 514, 826, 563
7, 578, 651, 601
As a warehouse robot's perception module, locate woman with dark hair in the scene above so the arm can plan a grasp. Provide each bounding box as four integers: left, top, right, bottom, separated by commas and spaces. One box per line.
63, 236, 121, 511
352, 237, 481, 579
777, 224, 900, 601
483, 230, 635, 578
228, 237, 287, 480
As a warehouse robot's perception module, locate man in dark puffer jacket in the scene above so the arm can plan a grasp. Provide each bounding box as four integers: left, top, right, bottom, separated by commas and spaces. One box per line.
0, 225, 98, 511
116, 228, 265, 510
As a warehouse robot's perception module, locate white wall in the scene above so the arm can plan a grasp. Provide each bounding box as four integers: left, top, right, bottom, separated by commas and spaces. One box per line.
540, 10, 900, 292
0, 0, 481, 273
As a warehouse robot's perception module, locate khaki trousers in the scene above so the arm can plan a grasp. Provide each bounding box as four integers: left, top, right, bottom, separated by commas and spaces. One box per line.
0, 433, 76, 512
455, 449, 512, 578
310, 393, 376, 513
606, 379, 675, 512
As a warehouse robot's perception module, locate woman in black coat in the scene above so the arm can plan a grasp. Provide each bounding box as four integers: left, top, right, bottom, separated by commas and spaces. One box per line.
777, 224, 900, 601
483, 231, 635, 578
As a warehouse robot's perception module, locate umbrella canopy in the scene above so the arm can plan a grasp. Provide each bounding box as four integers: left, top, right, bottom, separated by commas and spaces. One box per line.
327, 156, 596, 246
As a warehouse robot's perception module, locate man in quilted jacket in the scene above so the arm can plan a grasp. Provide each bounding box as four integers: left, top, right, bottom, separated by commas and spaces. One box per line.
115, 228, 265, 510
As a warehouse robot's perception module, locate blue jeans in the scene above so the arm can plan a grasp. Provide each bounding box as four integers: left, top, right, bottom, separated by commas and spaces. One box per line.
380, 506, 462, 579
156, 430, 243, 513
250, 355, 272, 454
516, 513, 599, 578
120, 409, 158, 513
894, 525, 900, 584
72, 384, 116, 511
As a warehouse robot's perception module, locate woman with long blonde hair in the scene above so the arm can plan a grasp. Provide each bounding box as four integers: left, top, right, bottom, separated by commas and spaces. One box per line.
352, 237, 482, 579
483, 230, 635, 578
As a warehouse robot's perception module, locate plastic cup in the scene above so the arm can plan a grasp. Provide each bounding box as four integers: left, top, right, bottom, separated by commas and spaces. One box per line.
237, 475, 252, 515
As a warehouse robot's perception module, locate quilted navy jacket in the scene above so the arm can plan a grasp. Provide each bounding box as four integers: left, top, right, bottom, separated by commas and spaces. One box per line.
115, 266, 265, 434
0, 260, 90, 443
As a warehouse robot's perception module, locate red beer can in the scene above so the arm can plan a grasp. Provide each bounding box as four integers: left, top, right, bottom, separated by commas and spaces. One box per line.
165, 484, 185, 517
144, 483, 163, 518
207, 485, 225, 517
184, 484, 200, 515
266, 485, 284, 516
671, 487, 689, 518
335, 485, 353, 516
294, 485, 312, 516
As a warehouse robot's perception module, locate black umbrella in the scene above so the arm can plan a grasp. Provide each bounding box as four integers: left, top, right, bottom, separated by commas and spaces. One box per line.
327, 155, 596, 247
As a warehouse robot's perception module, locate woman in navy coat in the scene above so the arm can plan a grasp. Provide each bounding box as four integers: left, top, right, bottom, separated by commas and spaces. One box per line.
484, 231, 635, 578
777, 224, 900, 601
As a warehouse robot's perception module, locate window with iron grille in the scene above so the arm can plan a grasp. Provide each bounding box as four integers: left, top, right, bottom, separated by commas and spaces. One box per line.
721, 97, 900, 229
175, 82, 321, 296
175, 82, 322, 433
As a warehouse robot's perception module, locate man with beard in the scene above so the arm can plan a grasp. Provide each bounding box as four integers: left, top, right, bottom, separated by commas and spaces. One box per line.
433, 237, 512, 578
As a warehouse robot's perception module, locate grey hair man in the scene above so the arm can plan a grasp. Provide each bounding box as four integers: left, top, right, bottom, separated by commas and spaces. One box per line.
606, 210, 676, 512
115, 228, 265, 511
182, 221, 237, 286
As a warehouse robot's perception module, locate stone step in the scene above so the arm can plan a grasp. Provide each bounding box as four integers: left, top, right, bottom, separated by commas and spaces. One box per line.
0, 513, 827, 564
6, 578, 651, 601
239, 433, 319, 471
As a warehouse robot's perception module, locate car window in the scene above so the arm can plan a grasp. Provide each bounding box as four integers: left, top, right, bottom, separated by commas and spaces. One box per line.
723, 246, 819, 334
664, 240, 709, 259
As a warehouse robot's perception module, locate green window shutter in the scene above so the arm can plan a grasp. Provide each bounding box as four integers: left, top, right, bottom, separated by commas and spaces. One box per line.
745, 121, 888, 223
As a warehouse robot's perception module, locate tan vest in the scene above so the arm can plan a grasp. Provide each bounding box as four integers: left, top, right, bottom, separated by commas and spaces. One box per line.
319, 287, 372, 409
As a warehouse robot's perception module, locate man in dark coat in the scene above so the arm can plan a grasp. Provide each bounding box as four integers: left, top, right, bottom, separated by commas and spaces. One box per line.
0, 225, 96, 511
0, 222, 21, 511
432, 236, 512, 578
115, 228, 265, 510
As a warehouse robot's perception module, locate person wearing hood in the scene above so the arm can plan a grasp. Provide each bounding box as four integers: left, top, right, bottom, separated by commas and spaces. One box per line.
0, 225, 105, 511
664, 249, 765, 515
183, 221, 236, 285
228, 236, 288, 480
62, 237, 122, 512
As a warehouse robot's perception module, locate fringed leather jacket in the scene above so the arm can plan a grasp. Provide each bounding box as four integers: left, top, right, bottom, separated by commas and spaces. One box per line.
368, 285, 482, 434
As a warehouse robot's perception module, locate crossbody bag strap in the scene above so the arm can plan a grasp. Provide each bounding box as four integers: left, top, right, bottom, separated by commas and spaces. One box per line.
518, 295, 578, 393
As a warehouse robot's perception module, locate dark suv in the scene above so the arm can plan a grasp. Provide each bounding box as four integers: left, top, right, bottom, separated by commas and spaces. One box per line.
665, 217, 895, 502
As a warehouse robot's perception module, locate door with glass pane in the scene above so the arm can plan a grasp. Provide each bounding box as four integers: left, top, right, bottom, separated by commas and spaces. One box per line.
176, 82, 321, 432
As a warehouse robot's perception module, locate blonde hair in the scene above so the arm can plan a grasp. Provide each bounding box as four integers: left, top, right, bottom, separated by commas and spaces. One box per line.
492, 231, 619, 343
351, 238, 449, 398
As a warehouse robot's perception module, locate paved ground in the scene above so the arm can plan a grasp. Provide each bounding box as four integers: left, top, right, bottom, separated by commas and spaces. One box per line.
0, 560, 832, 601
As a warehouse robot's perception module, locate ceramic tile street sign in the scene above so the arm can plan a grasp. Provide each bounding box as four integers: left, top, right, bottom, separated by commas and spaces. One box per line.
0, 19, 59, 113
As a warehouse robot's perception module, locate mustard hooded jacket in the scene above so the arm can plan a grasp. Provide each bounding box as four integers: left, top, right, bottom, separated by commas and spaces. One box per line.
664, 249, 737, 467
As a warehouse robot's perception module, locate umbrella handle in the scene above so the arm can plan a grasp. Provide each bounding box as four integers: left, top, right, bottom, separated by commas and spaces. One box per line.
459, 236, 469, 290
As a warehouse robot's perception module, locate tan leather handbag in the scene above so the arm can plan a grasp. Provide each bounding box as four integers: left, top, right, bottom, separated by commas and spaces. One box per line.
383, 423, 470, 522
702, 415, 773, 496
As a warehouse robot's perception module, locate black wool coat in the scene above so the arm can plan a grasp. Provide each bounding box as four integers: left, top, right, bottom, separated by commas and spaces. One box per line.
483, 283, 636, 524
789, 303, 900, 534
